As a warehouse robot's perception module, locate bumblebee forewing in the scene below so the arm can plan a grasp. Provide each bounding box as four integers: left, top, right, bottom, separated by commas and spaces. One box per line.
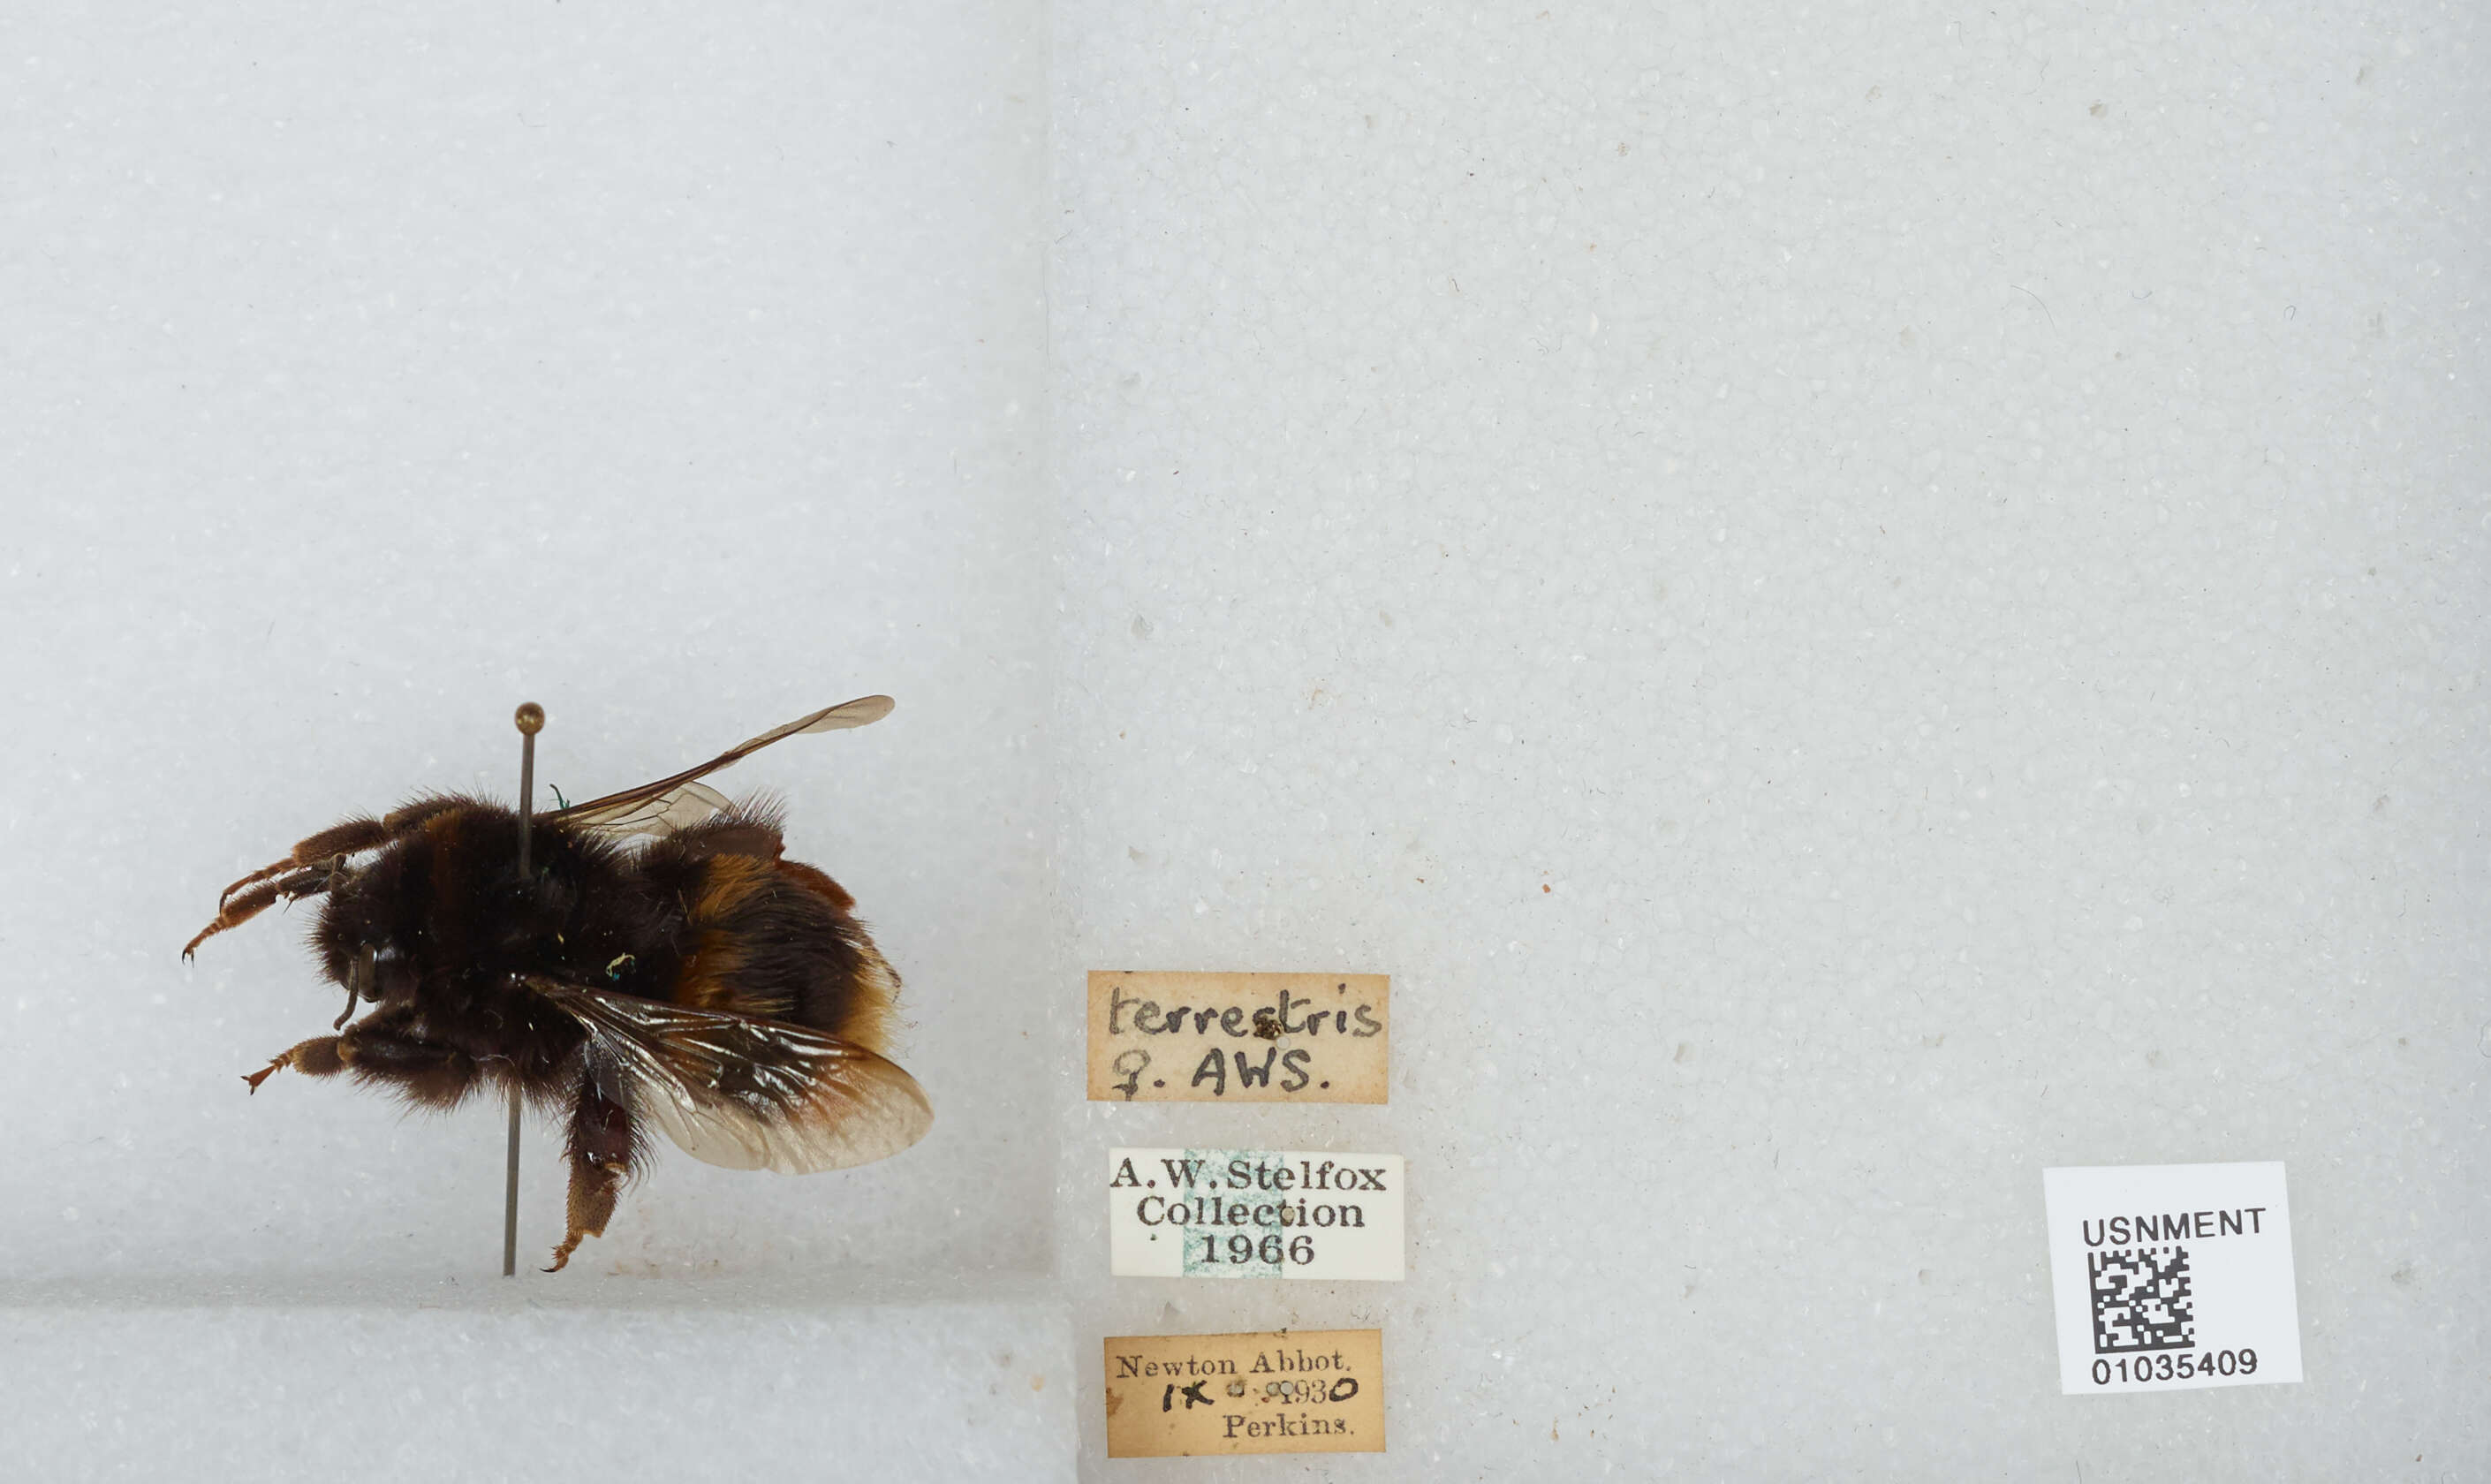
541, 695, 894, 831
531, 981, 932, 1174
564, 780, 732, 840
746, 693, 895, 746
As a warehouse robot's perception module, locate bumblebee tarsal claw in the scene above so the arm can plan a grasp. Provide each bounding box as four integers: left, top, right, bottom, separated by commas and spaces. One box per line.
543, 1234, 585, 1274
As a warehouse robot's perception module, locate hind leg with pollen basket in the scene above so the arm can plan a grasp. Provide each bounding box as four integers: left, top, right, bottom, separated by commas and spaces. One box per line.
547, 1064, 640, 1273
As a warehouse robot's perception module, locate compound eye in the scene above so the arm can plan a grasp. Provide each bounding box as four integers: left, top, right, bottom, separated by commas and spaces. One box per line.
365, 945, 413, 999
348, 943, 392, 1001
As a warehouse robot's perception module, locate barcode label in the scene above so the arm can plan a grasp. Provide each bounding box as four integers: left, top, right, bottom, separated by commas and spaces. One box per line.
2088, 1245, 2193, 1352
2043, 1162, 2303, 1394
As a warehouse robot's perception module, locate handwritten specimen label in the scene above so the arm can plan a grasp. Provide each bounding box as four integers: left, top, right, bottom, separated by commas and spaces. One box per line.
1086, 971, 1389, 1103
1108, 1147, 1405, 1281
2042, 1162, 2304, 1394
1102, 1329, 1386, 1458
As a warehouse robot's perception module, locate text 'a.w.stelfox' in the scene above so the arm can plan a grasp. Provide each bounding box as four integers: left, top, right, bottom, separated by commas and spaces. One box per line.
1108, 1150, 1406, 1282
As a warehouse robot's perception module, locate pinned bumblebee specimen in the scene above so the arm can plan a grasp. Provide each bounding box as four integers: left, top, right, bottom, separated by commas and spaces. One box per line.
184, 696, 931, 1271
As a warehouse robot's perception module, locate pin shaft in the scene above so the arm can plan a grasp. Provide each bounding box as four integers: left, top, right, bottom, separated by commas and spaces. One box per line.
505, 702, 543, 1277
503, 1086, 521, 1277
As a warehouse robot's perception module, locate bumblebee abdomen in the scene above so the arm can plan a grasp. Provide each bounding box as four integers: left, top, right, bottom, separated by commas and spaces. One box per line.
668, 852, 899, 1055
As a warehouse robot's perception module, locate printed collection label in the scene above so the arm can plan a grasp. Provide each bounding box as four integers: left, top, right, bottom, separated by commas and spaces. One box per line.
1102, 1329, 1385, 1458
2042, 1162, 2304, 1394
1086, 971, 1389, 1103
1108, 1147, 1405, 1281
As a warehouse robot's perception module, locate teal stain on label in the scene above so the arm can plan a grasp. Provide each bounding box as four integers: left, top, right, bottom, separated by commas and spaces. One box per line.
1177, 1147, 1284, 1277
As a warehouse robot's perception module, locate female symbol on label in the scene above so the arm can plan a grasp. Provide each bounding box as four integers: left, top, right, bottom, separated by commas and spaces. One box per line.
1111, 1049, 1151, 1100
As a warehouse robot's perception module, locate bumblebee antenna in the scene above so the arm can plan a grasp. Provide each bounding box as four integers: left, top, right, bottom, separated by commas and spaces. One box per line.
506, 701, 544, 1277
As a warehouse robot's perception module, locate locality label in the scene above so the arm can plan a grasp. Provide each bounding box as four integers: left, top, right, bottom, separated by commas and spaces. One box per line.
1102, 1329, 1385, 1458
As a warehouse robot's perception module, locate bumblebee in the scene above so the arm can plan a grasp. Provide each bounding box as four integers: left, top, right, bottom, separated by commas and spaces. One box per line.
184, 697, 931, 1270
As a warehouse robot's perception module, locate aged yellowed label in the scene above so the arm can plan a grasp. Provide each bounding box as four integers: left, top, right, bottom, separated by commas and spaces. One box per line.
1102, 1329, 1385, 1458
1086, 972, 1389, 1103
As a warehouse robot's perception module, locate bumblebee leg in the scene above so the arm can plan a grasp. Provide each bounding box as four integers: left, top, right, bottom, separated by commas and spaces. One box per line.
330, 1018, 481, 1109
186, 880, 286, 959
241, 1007, 481, 1109
214, 816, 391, 908
201, 799, 466, 950
185, 864, 336, 959
238, 1005, 406, 1092
547, 1071, 634, 1273
241, 1034, 347, 1093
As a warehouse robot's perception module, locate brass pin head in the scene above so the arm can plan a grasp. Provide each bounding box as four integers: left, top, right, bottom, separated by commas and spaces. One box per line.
515, 702, 545, 736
